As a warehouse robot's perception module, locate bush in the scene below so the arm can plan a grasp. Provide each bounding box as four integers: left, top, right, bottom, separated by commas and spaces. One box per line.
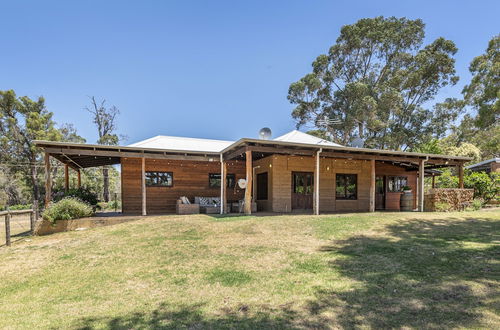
435, 201, 452, 212
471, 198, 484, 211
54, 187, 99, 206
0, 203, 32, 211
42, 197, 94, 222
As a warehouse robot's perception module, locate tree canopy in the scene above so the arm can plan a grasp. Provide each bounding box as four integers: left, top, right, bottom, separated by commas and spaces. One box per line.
288, 16, 459, 150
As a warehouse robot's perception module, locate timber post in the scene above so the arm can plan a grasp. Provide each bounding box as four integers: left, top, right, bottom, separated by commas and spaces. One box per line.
44, 153, 52, 207
64, 164, 69, 193
418, 158, 426, 212
141, 157, 147, 216
458, 164, 464, 189
244, 149, 252, 215
314, 149, 322, 215
369, 159, 376, 212
220, 155, 226, 215
5, 207, 11, 247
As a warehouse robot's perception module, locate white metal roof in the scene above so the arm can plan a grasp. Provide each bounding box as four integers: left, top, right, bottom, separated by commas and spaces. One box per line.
128, 130, 343, 153
128, 135, 234, 153
273, 130, 343, 147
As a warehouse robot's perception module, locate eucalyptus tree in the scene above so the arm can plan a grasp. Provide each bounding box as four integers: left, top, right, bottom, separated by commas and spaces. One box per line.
0, 90, 62, 202
288, 16, 459, 150
86, 96, 120, 202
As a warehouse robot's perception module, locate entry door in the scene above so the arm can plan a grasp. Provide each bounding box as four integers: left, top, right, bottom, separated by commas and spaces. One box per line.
375, 176, 385, 210
292, 172, 313, 210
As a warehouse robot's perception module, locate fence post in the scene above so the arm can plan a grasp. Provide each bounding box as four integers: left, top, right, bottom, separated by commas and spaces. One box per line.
114, 193, 117, 212
5, 207, 11, 247
32, 200, 38, 235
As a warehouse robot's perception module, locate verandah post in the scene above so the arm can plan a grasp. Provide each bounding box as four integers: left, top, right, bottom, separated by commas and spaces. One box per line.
314, 149, 322, 215
244, 149, 252, 215
369, 159, 375, 212
64, 164, 69, 193
141, 157, 147, 216
220, 154, 226, 215
458, 164, 464, 189
418, 158, 426, 212
44, 153, 52, 207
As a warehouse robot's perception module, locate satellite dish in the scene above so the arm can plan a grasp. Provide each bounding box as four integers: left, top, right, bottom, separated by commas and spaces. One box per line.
351, 137, 365, 148
258, 127, 272, 140
237, 179, 247, 189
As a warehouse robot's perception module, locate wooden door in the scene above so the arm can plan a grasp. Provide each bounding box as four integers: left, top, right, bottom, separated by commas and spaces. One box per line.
375, 175, 385, 210
292, 172, 313, 210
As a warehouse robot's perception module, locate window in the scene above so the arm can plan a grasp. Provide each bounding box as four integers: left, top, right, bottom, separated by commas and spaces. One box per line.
146, 171, 173, 187
208, 173, 236, 188
336, 174, 357, 200
387, 176, 408, 192
256, 172, 268, 200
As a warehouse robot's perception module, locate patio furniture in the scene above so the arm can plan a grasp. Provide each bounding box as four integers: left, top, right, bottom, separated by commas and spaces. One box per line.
176, 197, 200, 215
195, 197, 221, 214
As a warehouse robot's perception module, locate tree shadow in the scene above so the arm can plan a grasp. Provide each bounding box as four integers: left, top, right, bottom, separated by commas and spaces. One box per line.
312, 216, 500, 329
74, 302, 302, 330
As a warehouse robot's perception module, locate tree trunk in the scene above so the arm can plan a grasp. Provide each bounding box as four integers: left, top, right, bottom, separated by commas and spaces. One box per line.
102, 166, 109, 202
29, 159, 40, 203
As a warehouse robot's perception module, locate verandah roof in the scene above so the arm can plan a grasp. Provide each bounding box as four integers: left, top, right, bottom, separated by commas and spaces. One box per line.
34, 138, 471, 171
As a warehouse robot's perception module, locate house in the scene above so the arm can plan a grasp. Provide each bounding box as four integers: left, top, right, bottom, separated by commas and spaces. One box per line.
466, 158, 500, 173
35, 130, 471, 215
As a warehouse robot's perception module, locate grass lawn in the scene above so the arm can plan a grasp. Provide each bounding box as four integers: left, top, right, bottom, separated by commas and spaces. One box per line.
0, 210, 499, 329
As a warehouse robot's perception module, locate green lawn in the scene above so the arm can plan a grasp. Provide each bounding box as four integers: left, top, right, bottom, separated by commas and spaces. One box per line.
1, 210, 499, 329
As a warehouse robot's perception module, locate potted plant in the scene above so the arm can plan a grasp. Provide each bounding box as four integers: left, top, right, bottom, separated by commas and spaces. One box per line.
402, 186, 412, 193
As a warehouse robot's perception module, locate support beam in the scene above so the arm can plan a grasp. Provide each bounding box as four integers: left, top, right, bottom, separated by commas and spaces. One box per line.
314, 149, 321, 215
244, 150, 252, 215
44, 153, 52, 207
77, 169, 81, 188
220, 155, 226, 215
64, 164, 69, 193
418, 158, 426, 212
458, 164, 464, 189
141, 157, 147, 216
369, 159, 376, 212
432, 175, 435, 189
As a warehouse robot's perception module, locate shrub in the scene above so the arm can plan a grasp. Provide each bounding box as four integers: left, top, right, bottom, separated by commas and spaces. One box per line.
42, 197, 94, 222
54, 187, 99, 206
435, 201, 452, 212
0, 203, 32, 211
471, 198, 484, 211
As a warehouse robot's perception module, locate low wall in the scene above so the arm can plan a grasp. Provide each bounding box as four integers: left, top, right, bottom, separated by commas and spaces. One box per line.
34, 215, 141, 236
424, 188, 474, 212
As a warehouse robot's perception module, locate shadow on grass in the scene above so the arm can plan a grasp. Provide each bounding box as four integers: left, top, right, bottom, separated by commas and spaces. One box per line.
311, 216, 500, 328
74, 302, 300, 330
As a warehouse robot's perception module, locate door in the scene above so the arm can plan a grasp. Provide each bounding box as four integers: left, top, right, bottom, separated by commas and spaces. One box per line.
292, 172, 313, 210
375, 175, 385, 210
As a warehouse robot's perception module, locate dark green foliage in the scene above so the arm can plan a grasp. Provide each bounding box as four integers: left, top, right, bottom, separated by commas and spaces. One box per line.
288, 17, 459, 150
42, 197, 94, 222
464, 172, 500, 204
54, 187, 99, 206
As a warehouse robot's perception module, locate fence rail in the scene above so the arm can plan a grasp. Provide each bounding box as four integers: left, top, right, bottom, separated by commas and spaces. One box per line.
2, 201, 39, 247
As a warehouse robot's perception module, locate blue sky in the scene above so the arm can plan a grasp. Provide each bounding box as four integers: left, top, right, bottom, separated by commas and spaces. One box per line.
1, 0, 499, 144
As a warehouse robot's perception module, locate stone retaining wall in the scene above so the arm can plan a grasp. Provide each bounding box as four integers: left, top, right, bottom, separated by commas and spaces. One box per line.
424, 188, 474, 212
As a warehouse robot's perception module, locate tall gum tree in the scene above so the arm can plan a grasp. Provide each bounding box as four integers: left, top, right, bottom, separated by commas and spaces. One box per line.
288, 16, 459, 150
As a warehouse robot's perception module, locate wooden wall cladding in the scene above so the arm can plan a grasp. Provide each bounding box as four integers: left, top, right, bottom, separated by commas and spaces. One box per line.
121, 157, 246, 214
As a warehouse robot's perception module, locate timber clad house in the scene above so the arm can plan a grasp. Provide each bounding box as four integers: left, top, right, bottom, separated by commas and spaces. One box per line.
35, 130, 471, 215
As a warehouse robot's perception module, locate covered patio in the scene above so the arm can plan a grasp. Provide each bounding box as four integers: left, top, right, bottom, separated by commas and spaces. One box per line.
35, 139, 471, 216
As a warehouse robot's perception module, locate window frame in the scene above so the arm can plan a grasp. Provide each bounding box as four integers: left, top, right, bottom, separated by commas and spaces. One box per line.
335, 173, 358, 200
208, 173, 236, 188
387, 176, 408, 192
145, 171, 174, 187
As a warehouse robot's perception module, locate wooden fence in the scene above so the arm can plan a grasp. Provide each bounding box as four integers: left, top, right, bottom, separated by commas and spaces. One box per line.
1, 203, 38, 247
